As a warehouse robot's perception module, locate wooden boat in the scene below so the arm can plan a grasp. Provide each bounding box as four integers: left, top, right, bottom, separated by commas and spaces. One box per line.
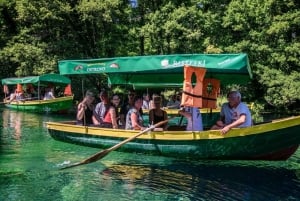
2, 74, 73, 113
47, 54, 300, 160
47, 115, 300, 160
3, 96, 74, 113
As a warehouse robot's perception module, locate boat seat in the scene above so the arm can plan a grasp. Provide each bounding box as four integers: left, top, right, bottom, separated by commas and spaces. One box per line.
167, 125, 186, 131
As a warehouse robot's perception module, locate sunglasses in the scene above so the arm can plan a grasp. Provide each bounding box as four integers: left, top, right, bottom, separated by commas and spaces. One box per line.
128, 94, 135, 96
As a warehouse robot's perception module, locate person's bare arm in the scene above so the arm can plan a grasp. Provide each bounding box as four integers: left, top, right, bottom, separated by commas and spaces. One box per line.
76, 102, 86, 120
131, 112, 145, 130
221, 114, 246, 135
110, 108, 118, 129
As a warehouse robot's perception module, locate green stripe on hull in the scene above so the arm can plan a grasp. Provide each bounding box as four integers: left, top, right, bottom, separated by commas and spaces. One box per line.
49, 124, 300, 160
5, 97, 73, 113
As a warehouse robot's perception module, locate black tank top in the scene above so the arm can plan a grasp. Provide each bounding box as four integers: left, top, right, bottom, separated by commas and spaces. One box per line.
77, 107, 93, 126
153, 111, 166, 128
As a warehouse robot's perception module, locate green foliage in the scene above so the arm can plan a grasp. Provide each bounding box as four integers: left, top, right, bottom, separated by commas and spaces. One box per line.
0, 0, 299, 111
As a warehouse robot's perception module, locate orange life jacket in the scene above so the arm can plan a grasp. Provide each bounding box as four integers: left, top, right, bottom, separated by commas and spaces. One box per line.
16, 84, 23, 93
181, 65, 206, 107
202, 78, 220, 109
3, 85, 9, 94
64, 84, 72, 96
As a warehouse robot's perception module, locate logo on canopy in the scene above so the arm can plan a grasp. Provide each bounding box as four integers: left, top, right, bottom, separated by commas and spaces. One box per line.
74, 65, 83, 71
110, 63, 119, 69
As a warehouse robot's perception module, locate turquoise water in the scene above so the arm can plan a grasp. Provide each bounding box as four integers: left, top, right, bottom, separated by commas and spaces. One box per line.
0, 108, 299, 201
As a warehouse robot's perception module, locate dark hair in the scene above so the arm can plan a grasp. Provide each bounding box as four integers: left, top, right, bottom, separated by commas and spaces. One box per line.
128, 89, 136, 94
133, 95, 142, 103
153, 95, 162, 103
85, 90, 95, 97
99, 90, 108, 97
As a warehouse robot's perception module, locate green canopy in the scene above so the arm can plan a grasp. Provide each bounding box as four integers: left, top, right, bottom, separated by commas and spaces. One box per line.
58, 54, 252, 88
2, 74, 71, 86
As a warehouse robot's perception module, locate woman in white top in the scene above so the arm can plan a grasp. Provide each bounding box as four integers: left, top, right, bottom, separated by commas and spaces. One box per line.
178, 106, 203, 131
44, 87, 55, 100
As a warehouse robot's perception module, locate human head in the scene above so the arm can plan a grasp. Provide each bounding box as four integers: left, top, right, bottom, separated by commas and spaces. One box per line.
111, 94, 120, 106
128, 89, 136, 101
133, 95, 143, 109
99, 90, 109, 103
84, 90, 95, 104
227, 91, 241, 107
153, 96, 162, 108
170, 94, 176, 100
143, 93, 150, 101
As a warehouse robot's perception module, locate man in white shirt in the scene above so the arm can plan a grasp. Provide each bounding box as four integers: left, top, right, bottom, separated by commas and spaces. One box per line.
211, 91, 252, 135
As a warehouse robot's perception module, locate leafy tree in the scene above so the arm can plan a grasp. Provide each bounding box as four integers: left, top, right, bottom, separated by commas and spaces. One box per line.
0, 0, 299, 110
223, 0, 300, 108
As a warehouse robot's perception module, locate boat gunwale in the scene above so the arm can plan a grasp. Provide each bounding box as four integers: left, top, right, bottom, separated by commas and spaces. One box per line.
4, 95, 74, 106
46, 115, 300, 141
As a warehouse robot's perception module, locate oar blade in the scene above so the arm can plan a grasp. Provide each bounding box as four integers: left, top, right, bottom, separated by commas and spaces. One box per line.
60, 149, 110, 170
60, 161, 85, 170
59, 118, 174, 170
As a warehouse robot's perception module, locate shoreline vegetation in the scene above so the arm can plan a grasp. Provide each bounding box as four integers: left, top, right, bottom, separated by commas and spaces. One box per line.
0, 1, 299, 111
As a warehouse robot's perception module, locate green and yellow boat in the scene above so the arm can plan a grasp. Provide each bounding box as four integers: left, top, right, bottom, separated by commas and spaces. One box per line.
47, 115, 300, 160
2, 74, 73, 113
47, 54, 300, 160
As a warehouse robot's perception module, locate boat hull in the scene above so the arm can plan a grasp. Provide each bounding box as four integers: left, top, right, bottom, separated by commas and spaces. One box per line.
47, 116, 300, 160
4, 96, 73, 113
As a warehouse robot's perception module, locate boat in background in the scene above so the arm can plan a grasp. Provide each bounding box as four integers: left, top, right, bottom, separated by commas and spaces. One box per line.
2, 74, 74, 113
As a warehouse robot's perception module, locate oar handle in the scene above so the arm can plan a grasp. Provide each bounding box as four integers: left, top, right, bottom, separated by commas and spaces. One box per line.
107, 118, 171, 152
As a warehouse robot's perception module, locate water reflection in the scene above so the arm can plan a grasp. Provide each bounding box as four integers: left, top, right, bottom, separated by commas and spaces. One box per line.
2, 109, 42, 134
0, 107, 299, 201
97, 160, 300, 201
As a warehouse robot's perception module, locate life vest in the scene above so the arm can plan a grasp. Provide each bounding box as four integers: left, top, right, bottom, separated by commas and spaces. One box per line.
3, 85, 9, 94
202, 78, 220, 109
16, 84, 23, 93
181, 65, 206, 107
64, 84, 72, 96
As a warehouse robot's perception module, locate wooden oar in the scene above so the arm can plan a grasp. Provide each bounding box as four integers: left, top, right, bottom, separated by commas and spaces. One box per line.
60, 118, 172, 170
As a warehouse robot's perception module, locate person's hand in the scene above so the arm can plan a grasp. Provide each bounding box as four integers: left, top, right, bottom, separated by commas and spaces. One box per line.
178, 108, 184, 115
79, 103, 87, 110
221, 126, 230, 135
141, 127, 147, 131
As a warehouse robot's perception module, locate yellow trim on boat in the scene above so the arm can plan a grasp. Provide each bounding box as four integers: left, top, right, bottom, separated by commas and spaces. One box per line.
5, 96, 73, 105
47, 115, 300, 141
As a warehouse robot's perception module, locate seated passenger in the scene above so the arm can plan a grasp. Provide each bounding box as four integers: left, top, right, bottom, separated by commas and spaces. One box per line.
179, 106, 203, 131
10, 89, 25, 102
103, 95, 119, 129
165, 94, 181, 109
125, 95, 146, 130
120, 89, 137, 126
211, 91, 252, 135
44, 87, 55, 100
142, 93, 150, 109
149, 96, 168, 130
76, 90, 95, 126
92, 90, 115, 128
111, 94, 121, 127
